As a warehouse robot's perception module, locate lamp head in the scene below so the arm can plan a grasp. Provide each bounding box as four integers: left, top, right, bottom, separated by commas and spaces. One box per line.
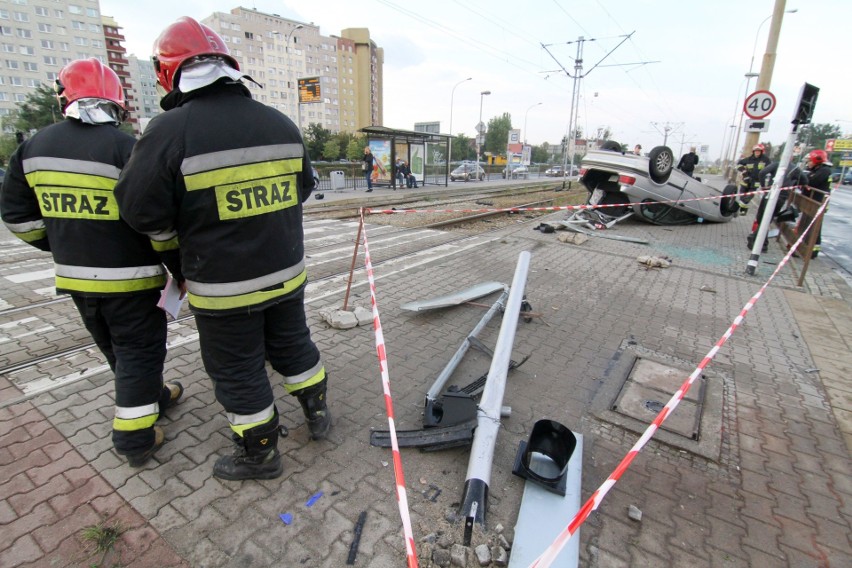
481, 90, 491, 96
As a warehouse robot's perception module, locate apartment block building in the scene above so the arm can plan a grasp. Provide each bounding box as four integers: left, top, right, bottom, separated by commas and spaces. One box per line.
201, 7, 382, 133
0, 0, 108, 128
126, 54, 160, 132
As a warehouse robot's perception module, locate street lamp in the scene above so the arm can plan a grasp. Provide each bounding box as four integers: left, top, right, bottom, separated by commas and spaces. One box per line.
448, 77, 472, 163
283, 24, 304, 129
476, 90, 491, 179
523, 102, 542, 145
729, 71, 760, 169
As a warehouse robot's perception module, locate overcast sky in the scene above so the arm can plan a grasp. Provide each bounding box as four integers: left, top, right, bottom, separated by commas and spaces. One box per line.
100, 0, 849, 160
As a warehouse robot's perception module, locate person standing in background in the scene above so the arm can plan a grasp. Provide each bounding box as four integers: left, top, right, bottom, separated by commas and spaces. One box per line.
363, 146, 374, 192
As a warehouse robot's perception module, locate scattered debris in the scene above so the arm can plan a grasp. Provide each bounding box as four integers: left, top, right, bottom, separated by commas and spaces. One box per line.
451, 543, 469, 567
699, 285, 717, 293
637, 255, 671, 269
628, 504, 643, 522
533, 223, 556, 234
804, 368, 820, 373
346, 511, 367, 565
313, 193, 325, 200
279, 513, 293, 525
305, 492, 323, 507
423, 484, 442, 502
491, 546, 509, 566
475, 544, 491, 566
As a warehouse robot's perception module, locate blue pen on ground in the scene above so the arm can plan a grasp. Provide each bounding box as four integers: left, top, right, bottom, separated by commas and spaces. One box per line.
279, 513, 293, 525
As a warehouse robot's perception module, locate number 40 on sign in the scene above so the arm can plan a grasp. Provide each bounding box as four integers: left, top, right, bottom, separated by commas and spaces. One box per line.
744, 90, 776, 120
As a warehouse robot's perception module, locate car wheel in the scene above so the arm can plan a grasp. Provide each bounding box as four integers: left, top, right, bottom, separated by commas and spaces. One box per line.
720, 184, 739, 217
648, 146, 674, 184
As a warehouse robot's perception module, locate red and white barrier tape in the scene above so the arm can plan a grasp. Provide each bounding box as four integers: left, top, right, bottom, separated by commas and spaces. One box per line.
363, 187, 780, 215
358, 208, 419, 568
526, 196, 832, 568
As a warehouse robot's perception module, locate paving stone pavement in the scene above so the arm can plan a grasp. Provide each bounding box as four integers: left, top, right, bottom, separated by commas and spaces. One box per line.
1, 190, 851, 567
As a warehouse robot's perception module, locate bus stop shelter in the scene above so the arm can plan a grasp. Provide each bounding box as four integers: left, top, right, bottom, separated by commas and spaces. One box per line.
359, 126, 452, 188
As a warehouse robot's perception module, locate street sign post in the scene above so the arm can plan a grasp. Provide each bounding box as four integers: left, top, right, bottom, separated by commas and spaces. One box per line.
743, 90, 776, 120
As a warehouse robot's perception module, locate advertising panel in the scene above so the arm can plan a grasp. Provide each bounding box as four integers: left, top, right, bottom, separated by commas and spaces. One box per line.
368, 139, 391, 183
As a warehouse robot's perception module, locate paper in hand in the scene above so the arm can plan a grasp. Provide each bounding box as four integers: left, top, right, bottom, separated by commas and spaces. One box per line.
157, 275, 186, 319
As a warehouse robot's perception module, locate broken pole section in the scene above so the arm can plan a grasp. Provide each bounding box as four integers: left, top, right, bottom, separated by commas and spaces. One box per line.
342, 210, 365, 311
459, 250, 532, 536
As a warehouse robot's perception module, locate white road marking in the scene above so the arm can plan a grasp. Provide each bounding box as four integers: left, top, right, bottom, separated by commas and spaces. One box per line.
5, 269, 55, 283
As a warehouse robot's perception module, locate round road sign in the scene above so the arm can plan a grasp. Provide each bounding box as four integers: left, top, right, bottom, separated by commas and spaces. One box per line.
744, 90, 776, 119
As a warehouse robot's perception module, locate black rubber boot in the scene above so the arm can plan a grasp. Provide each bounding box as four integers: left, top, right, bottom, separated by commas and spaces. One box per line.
158, 381, 184, 413
127, 426, 165, 468
213, 415, 283, 480
297, 380, 331, 440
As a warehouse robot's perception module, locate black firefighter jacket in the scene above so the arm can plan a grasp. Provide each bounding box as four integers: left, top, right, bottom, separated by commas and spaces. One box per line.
114, 82, 316, 314
0, 119, 168, 296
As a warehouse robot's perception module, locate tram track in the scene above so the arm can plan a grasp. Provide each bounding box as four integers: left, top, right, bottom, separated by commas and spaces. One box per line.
0, 184, 585, 380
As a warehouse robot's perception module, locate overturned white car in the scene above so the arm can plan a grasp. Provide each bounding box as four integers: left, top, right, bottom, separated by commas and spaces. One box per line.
576, 143, 740, 225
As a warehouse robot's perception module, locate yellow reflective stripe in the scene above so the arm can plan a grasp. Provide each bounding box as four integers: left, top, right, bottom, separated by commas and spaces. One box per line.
55, 274, 166, 293
215, 175, 298, 220
34, 187, 118, 220
188, 270, 306, 310
183, 158, 302, 191
283, 365, 326, 394
12, 228, 47, 243
113, 414, 158, 432
25, 170, 117, 190
150, 236, 179, 252
227, 404, 275, 436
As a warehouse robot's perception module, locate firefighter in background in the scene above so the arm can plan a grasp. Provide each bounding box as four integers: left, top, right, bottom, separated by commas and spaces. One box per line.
0, 59, 183, 467
796, 149, 833, 259
735, 143, 771, 215
115, 17, 330, 481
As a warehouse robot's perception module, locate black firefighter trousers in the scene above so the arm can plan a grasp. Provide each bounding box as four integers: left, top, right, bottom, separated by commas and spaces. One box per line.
193, 290, 321, 423
72, 291, 167, 455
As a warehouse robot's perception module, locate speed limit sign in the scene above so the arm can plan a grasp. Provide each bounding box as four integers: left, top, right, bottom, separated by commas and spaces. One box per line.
744, 90, 776, 119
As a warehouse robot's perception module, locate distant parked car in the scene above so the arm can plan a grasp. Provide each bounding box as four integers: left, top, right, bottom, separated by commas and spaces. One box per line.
502, 165, 529, 179
450, 163, 485, 182
545, 165, 565, 177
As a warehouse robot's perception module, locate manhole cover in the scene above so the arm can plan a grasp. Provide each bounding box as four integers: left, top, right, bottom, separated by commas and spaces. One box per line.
611, 357, 705, 440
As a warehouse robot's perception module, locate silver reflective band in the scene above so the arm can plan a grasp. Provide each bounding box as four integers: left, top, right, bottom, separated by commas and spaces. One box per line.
186, 259, 305, 297
54, 263, 165, 280
148, 228, 178, 242
3, 219, 45, 232
283, 359, 324, 386
181, 144, 304, 176
227, 403, 275, 426
22, 156, 121, 179
115, 402, 159, 420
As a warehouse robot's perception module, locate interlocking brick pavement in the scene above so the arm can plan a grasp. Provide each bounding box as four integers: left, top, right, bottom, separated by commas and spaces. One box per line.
1, 184, 851, 566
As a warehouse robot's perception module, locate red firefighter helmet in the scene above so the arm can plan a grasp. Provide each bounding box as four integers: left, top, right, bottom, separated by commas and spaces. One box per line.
752, 144, 765, 153
152, 16, 239, 93
807, 149, 828, 166
54, 58, 126, 112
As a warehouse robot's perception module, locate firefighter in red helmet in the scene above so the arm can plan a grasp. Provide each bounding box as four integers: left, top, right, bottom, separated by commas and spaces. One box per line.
0, 58, 184, 467
735, 143, 771, 215
115, 17, 329, 481
796, 149, 833, 258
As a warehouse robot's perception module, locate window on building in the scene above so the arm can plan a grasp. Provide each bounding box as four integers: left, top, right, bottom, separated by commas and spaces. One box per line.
0, 92, 8, 101
10, 76, 22, 86
91, 39, 102, 48
19, 45, 34, 55
34, 7, 48, 17
5, 60, 19, 69
17, 28, 32, 38
0, 10, 8, 20
69, 5, 83, 15
43, 56, 57, 65
26, 78, 38, 87
54, 10, 63, 19
86, 8, 98, 18
71, 20, 84, 30
14, 93, 26, 102
88, 24, 99, 33
38, 23, 51, 33
45, 71, 58, 81
23, 62, 37, 71
2, 44, 13, 52
74, 36, 86, 46
13, 12, 28, 22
